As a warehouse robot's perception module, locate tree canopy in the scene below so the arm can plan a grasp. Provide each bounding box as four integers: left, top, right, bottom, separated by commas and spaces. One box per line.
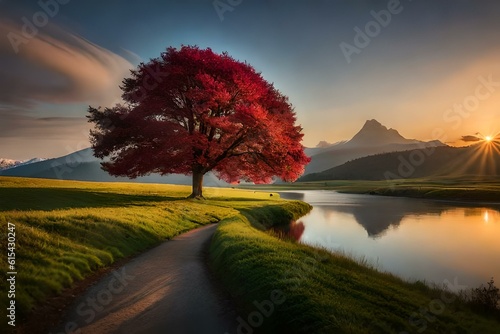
88, 46, 310, 198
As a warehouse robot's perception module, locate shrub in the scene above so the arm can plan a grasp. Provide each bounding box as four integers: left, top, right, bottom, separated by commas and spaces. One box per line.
466, 278, 500, 314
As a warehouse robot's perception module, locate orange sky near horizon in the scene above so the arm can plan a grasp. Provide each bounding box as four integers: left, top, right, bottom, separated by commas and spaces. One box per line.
1, 1, 500, 160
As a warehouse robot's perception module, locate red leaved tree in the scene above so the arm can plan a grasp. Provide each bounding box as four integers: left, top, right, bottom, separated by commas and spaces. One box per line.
88, 46, 310, 198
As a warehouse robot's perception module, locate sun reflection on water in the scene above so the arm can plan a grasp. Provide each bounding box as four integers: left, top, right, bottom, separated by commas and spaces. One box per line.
482, 209, 499, 224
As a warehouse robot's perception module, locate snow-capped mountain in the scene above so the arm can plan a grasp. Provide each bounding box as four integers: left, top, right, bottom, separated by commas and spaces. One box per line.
0, 159, 20, 170
0, 157, 46, 171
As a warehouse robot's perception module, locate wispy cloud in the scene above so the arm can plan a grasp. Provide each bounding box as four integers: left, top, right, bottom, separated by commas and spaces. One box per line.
0, 110, 89, 139
0, 21, 134, 159
461, 135, 481, 142
0, 109, 92, 160
0, 21, 134, 109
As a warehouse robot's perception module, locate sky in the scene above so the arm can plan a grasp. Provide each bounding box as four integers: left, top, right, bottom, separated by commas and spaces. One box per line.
1, 0, 500, 160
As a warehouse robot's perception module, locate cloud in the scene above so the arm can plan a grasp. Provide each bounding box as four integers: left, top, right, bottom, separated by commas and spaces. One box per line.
0, 21, 135, 159
461, 135, 481, 142
0, 109, 90, 139
0, 21, 134, 109
0, 109, 92, 160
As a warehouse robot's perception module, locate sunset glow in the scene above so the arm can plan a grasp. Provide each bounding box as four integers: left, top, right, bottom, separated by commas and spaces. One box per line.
2, 2, 500, 160
2, 2, 500, 333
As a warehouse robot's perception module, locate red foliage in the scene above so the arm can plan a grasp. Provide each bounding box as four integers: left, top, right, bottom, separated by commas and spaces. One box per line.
88, 46, 310, 195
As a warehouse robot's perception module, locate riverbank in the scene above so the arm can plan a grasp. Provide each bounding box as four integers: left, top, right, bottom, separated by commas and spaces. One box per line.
240, 177, 500, 205
0, 176, 279, 332
210, 202, 500, 333
3, 176, 499, 333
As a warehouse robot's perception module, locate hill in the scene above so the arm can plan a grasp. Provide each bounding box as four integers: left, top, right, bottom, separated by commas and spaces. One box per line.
0, 148, 227, 186
0, 158, 45, 171
1, 120, 442, 184
300, 143, 500, 181
304, 120, 443, 174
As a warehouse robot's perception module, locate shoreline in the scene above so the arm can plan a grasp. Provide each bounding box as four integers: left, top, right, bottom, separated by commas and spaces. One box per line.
239, 179, 500, 207
209, 201, 500, 333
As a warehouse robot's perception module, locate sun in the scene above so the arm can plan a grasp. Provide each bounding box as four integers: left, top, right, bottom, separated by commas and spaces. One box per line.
485, 136, 492, 142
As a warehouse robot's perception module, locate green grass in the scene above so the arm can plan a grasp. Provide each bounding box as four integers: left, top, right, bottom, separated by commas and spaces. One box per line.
3, 176, 499, 333
210, 203, 500, 333
0, 176, 280, 325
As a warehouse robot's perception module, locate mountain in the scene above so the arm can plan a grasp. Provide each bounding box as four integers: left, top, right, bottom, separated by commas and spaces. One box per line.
0, 157, 46, 171
0, 159, 20, 170
345, 119, 419, 147
1, 119, 444, 185
304, 120, 444, 174
0, 148, 228, 186
303, 141, 346, 158
300, 143, 500, 181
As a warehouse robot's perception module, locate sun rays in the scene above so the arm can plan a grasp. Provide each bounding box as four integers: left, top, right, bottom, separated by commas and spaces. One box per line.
470, 133, 500, 174
450, 132, 500, 176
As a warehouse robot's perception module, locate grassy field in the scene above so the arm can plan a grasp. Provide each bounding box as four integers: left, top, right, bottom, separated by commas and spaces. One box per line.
240, 176, 500, 203
0, 176, 280, 328
2, 176, 499, 333
210, 204, 500, 333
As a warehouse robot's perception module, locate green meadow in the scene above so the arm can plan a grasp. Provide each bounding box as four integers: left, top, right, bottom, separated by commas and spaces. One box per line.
0, 176, 279, 325
1, 176, 499, 333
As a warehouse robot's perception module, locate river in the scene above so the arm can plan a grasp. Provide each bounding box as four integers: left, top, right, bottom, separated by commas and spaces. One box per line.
279, 190, 500, 291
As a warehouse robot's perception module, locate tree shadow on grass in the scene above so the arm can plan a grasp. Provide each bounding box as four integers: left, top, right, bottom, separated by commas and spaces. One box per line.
0, 187, 186, 211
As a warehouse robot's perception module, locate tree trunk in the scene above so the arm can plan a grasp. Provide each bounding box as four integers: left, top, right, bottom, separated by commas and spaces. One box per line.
188, 170, 204, 199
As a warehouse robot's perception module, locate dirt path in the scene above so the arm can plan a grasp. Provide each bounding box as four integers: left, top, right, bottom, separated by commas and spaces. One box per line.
52, 224, 237, 334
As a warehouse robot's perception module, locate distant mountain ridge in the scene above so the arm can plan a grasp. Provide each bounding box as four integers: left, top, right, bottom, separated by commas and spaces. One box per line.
0, 159, 19, 170
1, 119, 446, 185
303, 119, 444, 174
0, 148, 228, 186
300, 143, 500, 182
0, 157, 46, 171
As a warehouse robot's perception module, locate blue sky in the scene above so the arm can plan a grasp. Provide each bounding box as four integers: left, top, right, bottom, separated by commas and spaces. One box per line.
1, 0, 500, 159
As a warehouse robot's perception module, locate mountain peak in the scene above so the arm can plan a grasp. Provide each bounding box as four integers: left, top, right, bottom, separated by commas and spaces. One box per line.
0, 157, 47, 171
347, 119, 417, 147
363, 119, 383, 127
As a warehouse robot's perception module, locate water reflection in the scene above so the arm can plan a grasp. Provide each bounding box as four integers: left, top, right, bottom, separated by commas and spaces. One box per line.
289, 221, 305, 240
280, 191, 449, 238
279, 191, 500, 289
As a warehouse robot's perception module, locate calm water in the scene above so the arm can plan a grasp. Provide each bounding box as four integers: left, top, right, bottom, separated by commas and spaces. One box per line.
279, 190, 500, 290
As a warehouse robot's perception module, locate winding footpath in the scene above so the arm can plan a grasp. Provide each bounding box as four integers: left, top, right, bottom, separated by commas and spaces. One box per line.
53, 224, 237, 334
